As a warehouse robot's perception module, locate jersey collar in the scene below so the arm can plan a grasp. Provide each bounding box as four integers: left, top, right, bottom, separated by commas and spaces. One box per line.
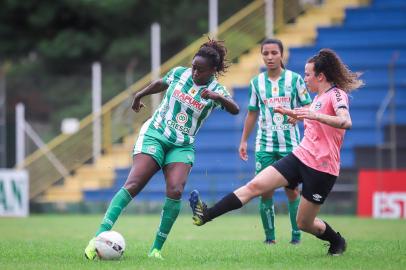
266, 69, 285, 83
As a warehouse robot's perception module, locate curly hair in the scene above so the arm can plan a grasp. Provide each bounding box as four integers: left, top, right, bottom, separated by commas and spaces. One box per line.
308, 49, 364, 92
194, 38, 230, 77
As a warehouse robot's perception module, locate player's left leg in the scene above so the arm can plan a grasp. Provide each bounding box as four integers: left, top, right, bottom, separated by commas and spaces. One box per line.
149, 162, 191, 259
284, 186, 301, 244
297, 163, 346, 255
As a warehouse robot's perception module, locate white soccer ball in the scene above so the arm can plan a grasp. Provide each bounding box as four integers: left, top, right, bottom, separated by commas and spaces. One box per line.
94, 231, 126, 260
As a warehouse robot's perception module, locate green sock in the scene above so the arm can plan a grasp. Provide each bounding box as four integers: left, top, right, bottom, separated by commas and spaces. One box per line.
288, 197, 301, 241
259, 197, 275, 241
150, 197, 181, 251
95, 187, 132, 236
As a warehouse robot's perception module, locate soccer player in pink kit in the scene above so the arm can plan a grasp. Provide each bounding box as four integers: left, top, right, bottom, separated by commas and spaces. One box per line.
189, 49, 363, 256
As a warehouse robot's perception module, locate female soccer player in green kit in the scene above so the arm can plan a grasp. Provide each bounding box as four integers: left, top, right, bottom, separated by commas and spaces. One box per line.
85, 39, 239, 260
239, 38, 311, 244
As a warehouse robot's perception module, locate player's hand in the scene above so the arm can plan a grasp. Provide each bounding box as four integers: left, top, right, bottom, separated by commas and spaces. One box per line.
239, 141, 248, 161
131, 94, 145, 112
274, 106, 287, 115
287, 116, 298, 125
294, 107, 317, 120
201, 89, 220, 101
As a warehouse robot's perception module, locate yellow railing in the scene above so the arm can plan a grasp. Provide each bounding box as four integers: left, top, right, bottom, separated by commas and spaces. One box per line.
22, 0, 304, 199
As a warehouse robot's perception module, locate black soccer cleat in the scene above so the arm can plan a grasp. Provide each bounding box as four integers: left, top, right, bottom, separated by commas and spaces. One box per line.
327, 232, 347, 256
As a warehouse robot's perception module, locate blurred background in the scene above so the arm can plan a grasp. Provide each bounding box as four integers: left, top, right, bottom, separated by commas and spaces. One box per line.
1, 0, 405, 218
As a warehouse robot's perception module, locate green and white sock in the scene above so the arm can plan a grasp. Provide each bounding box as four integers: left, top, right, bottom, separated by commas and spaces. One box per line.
96, 187, 132, 236
288, 197, 301, 241
259, 197, 275, 241
150, 197, 181, 251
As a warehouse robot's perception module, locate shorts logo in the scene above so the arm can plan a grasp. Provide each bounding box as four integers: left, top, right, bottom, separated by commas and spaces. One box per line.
256, 162, 262, 171
147, 146, 156, 154
313, 193, 322, 202
187, 154, 193, 162
273, 113, 284, 125
314, 101, 322, 110
176, 112, 188, 125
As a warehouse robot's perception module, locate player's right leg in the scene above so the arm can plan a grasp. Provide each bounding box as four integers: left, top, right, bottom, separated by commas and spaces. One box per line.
85, 154, 160, 260
190, 165, 289, 226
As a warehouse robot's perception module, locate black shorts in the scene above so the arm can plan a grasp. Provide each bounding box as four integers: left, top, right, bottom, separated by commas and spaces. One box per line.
272, 153, 337, 204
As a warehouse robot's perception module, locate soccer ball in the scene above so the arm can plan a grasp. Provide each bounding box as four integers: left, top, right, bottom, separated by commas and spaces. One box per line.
94, 231, 126, 260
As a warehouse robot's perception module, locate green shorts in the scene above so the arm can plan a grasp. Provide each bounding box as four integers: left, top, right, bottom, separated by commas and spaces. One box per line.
255, 151, 290, 174
132, 130, 195, 168
255, 151, 297, 190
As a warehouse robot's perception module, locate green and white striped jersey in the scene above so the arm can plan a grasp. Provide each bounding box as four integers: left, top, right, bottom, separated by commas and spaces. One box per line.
248, 69, 311, 153
143, 66, 230, 146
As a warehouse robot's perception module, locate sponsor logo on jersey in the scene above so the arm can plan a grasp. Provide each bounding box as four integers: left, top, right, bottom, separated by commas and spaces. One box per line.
167, 120, 190, 134
269, 124, 292, 131
273, 113, 284, 125
173, 89, 205, 112
263, 96, 291, 107
176, 112, 188, 125
333, 89, 342, 103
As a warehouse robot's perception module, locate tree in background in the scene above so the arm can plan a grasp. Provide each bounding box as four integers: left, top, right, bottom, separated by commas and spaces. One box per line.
1, 0, 252, 166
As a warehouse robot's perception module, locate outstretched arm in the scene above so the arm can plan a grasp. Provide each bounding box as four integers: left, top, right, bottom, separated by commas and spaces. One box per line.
131, 79, 169, 112
293, 107, 352, 129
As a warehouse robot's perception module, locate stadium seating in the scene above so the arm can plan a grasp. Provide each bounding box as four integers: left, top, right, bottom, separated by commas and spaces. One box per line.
85, 0, 406, 203
287, 0, 406, 169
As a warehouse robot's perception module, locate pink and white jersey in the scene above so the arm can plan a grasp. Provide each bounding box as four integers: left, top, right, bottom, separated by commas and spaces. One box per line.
293, 87, 349, 176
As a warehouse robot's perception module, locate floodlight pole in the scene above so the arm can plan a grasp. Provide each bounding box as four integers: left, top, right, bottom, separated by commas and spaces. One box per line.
15, 103, 25, 167
265, 0, 274, 38
209, 0, 218, 38
92, 62, 102, 162
151, 22, 161, 113
0, 67, 6, 167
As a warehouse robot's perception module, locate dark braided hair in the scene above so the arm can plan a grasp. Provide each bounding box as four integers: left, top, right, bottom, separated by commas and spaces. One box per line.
308, 49, 364, 92
194, 38, 230, 77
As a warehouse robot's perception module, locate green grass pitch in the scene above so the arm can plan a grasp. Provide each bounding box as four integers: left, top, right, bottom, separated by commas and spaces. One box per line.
0, 214, 405, 269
